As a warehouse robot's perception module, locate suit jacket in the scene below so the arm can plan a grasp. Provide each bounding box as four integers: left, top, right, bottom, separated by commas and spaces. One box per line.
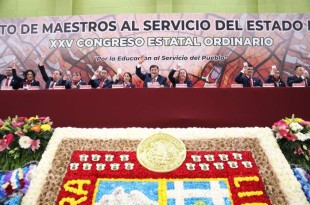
136, 66, 168, 88
114, 79, 136, 88
168, 69, 193, 88
20, 80, 40, 88
65, 80, 87, 89
89, 78, 113, 88
11, 69, 41, 88
264, 75, 286, 87
0, 73, 22, 90
305, 77, 310, 87
234, 72, 262, 87
287, 75, 303, 87
38, 65, 67, 89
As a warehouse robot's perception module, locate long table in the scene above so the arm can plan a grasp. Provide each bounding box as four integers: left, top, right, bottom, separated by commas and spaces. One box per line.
0, 88, 309, 128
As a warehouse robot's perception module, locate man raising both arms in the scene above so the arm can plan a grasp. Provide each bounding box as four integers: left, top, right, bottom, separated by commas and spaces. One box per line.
135, 55, 168, 88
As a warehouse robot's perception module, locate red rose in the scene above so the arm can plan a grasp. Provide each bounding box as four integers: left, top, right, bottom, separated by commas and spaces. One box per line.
285, 133, 297, 141
4, 133, 14, 145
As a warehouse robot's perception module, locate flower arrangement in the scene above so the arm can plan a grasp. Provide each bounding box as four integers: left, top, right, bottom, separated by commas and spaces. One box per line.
0, 116, 53, 171
0, 163, 37, 204
293, 167, 310, 202
272, 115, 310, 170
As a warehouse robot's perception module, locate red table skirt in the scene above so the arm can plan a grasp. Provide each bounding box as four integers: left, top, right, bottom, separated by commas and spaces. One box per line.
0, 88, 309, 128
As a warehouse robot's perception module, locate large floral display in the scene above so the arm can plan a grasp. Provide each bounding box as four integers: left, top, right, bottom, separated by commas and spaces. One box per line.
22, 128, 308, 205
56, 150, 270, 205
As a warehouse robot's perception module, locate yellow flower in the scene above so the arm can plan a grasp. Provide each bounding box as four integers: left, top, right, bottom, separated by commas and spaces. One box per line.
1, 125, 11, 131
284, 119, 293, 124
294, 118, 303, 123
2, 182, 10, 189
28, 116, 39, 122
41, 124, 51, 132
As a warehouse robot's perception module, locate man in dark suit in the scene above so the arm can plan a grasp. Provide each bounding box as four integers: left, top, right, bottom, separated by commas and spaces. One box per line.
136, 55, 168, 88
89, 67, 113, 88
65, 72, 87, 89
303, 70, 310, 87
0, 66, 21, 90
287, 65, 305, 87
38, 57, 66, 89
234, 64, 262, 87
264, 66, 286, 87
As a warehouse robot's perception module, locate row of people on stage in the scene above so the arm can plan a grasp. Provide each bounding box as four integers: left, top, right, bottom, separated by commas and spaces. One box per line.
0, 55, 193, 90
234, 63, 309, 87
0, 56, 309, 90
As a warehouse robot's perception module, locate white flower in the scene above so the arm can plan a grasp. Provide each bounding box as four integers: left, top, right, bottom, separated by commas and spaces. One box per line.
25, 165, 37, 181
296, 132, 310, 141
289, 122, 303, 132
19, 136, 31, 149
11, 170, 18, 189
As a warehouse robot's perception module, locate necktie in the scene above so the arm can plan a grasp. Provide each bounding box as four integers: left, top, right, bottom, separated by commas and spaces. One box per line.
272, 77, 278, 87
99, 80, 105, 88
305, 79, 308, 87
50, 81, 55, 88
5, 77, 9, 86
249, 77, 253, 87
152, 78, 155, 83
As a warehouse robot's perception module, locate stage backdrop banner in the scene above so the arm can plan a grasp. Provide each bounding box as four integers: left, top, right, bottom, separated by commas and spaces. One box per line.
0, 14, 309, 87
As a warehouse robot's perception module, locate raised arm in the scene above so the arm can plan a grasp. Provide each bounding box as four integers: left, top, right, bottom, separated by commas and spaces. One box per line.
287, 76, 303, 86
168, 69, 177, 87
12, 68, 23, 81
135, 55, 146, 81
38, 57, 50, 82
234, 72, 244, 84
264, 75, 273, 84
162, 77, 168, 87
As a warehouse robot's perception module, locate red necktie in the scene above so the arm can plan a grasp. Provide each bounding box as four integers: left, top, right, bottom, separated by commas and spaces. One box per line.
99, 80, 105, 88
50, 82, 55, 88
5, 77, 9, 86
249, 77, 253, 87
